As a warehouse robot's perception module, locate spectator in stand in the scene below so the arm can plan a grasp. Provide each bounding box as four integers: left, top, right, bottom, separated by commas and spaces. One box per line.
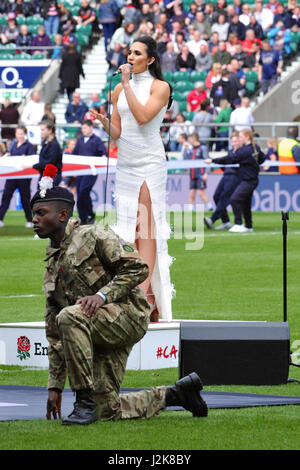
156, 31, 169, 57
213, 99, 232, 151
175, 44, 196, 71
106, 41, 127, 73
211, 13, 230, 41
258, 38, 283, 93
10, 0, 34, 17
0, 99, 19, 147
16, 24, 33, 55
42, 103, 56, 123
168, 0, 188, 28
98, 0, 120, 52
291, 5, 300, 27
204, 2, 219, 25
191, 99, 213, 153
161, 41, 177, 72
139, 2, 155, 27
263, 137, 279, 172
51, 33, 63, 59
195, 43, 213, 72
109, 21, 136, 51
31, 25, 52, 57
242, 29, 258, 56
239, 3, 251, 27
246, 14, 265, 40
89, 93, 102, 108
65, 91, 89, 124
187, 81, 207, 113
187, 29, 206, 57
227, 13, 246, 41
229, 57, 246, 96
122, 0, 141, 28
58, 3, 77, 31
229, 97, 254, 131
233, 0, 243, 14
61, 23, 78, 49
243, 39, 261, 69
254, 0, 274, 32
205, 61, 222, 91
135, 21, 154, 40
266, 0, 281, 15
226, 4, 237, 22
186, 2, 198, 24
1, 13, 19, 44
76, 0, 97, 32
169, 112, 192, 151
0, 0, 10, 15
273, 3, 292, 28
208, 31, 220, 54
216, 0, 227, 16
211, 68, 239, 108
156, 11, 172, 34
0, 126, 35, 229
20, 90, 45, 146
40, 0, 60, 37
212, 40, 232, 65
192, 11, 212, 40
226, 33, 239, 55
169, 20, 185, 43
59, 43, 85, 100
232, 40, 248, 67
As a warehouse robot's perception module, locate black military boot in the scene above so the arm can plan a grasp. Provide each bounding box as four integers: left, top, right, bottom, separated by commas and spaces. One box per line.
165, 372, 208, 417
62, 389, 97, 425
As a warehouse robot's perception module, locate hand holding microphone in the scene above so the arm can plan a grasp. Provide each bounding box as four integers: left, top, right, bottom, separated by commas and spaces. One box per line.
112, 63, 132, 76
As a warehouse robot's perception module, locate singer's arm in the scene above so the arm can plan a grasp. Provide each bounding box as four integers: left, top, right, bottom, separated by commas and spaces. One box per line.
123, 79, 170, 126
90, 85, 122, 140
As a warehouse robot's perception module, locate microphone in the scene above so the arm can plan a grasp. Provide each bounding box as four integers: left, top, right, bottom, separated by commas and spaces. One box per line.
112, 64, 132, 76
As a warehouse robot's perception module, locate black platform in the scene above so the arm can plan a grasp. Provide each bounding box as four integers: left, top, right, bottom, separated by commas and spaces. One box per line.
1, 385, 300, 421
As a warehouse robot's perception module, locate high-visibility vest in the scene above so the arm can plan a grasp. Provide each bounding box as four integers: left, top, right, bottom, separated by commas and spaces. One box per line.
278, 138, 299, 174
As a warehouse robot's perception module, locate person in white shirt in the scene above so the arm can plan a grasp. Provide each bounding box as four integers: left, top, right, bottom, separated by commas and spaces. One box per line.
20, 90, 45, 145
239, 3, 251, 26
187, 30, 207, 58
254, 0, 274, 30
229, 97, 254, 131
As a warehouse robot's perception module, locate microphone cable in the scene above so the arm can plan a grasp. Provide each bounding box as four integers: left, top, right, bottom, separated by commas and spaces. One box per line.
102, 72, 114, 227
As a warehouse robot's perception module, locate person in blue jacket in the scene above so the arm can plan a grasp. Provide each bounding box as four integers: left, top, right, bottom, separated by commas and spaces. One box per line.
204, 131, 240, 230
33, 119, 62, 186
205, 128, 266, 233
73, 119, 107, 224
98, 0, 120, 51
0, 126, 35, 228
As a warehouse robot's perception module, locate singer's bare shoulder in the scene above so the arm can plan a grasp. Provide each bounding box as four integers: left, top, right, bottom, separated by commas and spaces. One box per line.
150, 79, 171, 106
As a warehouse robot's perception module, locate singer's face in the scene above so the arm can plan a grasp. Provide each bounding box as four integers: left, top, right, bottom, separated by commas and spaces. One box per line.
127, 42, 153, 74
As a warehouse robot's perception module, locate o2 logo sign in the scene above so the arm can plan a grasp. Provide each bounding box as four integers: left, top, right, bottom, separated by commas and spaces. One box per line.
1, 67, 23, 88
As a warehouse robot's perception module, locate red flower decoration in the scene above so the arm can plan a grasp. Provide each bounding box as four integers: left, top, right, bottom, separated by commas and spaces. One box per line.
43, 164, 57, 179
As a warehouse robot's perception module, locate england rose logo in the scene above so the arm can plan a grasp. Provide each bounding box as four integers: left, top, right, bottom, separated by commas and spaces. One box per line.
17, 336, 31, 360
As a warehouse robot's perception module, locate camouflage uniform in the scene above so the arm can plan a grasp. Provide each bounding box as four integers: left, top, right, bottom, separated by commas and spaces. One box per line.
43, 217, 166, 421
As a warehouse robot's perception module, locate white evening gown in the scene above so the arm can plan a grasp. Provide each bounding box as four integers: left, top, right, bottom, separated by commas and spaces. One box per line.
113, 70, 174, 321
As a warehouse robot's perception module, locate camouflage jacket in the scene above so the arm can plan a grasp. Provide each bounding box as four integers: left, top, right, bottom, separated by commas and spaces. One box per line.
43, 217, 150, 390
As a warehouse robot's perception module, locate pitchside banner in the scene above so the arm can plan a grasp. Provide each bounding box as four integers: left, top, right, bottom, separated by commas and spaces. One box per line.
0, 60, 50, 102
0, 173, 300, 212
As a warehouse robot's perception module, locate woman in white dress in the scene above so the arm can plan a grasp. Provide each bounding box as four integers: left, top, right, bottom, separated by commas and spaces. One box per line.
92, 36, 174, 322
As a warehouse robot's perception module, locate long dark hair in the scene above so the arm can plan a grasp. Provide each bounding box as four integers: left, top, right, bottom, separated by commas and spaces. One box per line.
132, 36, 173, 109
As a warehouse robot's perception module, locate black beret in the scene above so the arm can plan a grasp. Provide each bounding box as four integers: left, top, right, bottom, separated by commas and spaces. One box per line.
30, 186, 75, 209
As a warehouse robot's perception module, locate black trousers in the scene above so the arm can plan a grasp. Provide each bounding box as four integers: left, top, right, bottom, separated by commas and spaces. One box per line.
211, 174, 239, 223
230, 179, 258, 228
0, 178, 32, 222
76, 175, 97, 224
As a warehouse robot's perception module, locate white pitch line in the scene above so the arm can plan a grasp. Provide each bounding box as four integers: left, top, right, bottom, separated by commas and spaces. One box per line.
0, 294, 42, 299
0, 403, 28, 407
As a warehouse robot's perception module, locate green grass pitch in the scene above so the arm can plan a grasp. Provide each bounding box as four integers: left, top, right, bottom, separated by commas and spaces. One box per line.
0, 210, 300, 451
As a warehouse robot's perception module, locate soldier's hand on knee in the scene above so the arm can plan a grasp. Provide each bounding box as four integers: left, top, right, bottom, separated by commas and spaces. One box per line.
76, 294, 104, 317
46, 389, 62, 420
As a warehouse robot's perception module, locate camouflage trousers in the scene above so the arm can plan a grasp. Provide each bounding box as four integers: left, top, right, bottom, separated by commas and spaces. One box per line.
56, 304, 167, 421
